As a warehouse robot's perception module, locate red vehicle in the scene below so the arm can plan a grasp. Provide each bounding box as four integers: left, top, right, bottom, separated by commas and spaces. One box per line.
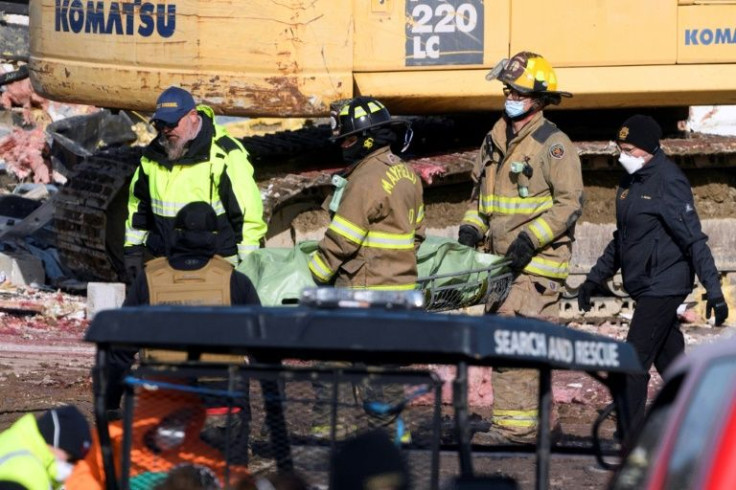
609, 335, 736, 490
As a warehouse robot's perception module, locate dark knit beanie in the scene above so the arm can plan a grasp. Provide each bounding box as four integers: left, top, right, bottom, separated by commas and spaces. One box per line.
330, 430, 410, 490
616, 114, 662, 154
174, 202, 218, 233
36, 405, 92, 462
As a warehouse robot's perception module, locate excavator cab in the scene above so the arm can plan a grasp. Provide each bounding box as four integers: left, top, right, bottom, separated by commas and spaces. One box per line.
85, 289, 643, 489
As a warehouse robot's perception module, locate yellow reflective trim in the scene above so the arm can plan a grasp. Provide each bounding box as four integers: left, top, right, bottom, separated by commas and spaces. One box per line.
479, 194, 553, 215
417, 205, 425, 224
328, 215, 367, 245
349, 283, 416, 291
308, 253, 333, 282
492, 408, 538, 428
529, 218, 554, 246
363, 231, 415, 249
462, 210, 488, 232
492, 418, 538, 428
524, 256, 569, 279
367, 100, 385, 113
493, 409, 538, 417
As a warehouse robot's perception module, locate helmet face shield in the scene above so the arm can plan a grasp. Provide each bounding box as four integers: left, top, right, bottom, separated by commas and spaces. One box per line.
486, 51, 572, 99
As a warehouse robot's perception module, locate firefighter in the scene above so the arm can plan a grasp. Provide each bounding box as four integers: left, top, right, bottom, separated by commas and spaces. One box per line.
307, 96, 426, 289
0, 405, 91, 489
578, 114, 728, 432
124, 86, 266, 282
458, 52, 584, 444
307, 96, 424, 439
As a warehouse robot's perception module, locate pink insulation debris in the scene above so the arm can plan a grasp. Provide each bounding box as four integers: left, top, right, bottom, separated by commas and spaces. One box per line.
0, 78, 49, 126
411, 161, 447, 185
430, 365, 494, 406
0, 127, 52, 183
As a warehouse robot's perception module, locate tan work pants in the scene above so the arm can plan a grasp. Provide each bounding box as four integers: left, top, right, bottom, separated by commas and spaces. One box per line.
491, 274, 561, 442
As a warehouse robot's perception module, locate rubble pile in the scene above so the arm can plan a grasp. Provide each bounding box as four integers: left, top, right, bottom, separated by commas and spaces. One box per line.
0, 280, 88, 343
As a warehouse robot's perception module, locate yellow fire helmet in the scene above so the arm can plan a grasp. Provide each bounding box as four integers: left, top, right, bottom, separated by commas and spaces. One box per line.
486, 51, 572, 99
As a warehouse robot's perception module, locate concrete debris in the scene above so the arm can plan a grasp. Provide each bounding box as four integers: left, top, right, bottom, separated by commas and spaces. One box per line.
0, 281, 88, 342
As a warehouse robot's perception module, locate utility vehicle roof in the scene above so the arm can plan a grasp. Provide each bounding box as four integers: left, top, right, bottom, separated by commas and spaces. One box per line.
86, 306, 642, 374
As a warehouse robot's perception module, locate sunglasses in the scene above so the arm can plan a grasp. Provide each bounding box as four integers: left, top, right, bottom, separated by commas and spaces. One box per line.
152, 118, 182, 132
502, 86, 528, 99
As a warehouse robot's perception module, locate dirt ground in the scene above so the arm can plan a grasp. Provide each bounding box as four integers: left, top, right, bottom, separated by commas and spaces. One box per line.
0, 285, 93, 430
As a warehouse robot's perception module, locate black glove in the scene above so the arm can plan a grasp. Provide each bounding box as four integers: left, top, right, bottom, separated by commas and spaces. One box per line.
458, 225, 482, 248
577, 280, 597, 312
124, 246, 145, 284
505, 233, 535, 272
706, 295, 729, 326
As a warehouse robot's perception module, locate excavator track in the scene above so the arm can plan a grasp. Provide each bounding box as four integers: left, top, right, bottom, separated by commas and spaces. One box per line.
53, 147, 142, 281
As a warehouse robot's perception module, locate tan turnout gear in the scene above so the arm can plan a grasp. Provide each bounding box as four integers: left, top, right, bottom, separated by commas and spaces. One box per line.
462, 112, 583, 280
309, 146, 425, 289
492, 274, 562, 441
462, 112, 582, 443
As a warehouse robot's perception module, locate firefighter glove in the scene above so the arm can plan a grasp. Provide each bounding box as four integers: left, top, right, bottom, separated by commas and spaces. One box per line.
124, 246, 145, 284
458, 225, 483, 248
505, 232, 535, 272
577, 280, 597, 313
706, 295, 729, 327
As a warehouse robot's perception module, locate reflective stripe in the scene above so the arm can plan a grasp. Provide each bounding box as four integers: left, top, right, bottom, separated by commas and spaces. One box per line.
223, 254, 238, 266
493, 409, 538, 416
462, 210, 488, 232
479, 194, 553, 215
151, 198, 226, 217
238, 244, 259, 255
528, 218, 554, 246
524, 256, 568, 279
328, 215, 368, 245
0, 449, 34, 466
363, 231, 415, 250
493, 418, 538, 428
492, 409, 538, 428
308, 253, 334, 282
349, 283, 416, 291
417, 204, 425, 225
125, 228, 148, 244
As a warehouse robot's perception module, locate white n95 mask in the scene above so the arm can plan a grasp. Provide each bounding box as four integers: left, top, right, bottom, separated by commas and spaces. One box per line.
619, 152, 646, 174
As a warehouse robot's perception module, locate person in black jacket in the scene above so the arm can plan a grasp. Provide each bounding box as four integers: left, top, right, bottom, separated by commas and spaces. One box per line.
104, 202, 260, 414
578, 114, 728, 431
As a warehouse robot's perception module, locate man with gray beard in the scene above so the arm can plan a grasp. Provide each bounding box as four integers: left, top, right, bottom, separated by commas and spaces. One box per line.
124, 86, 267, 282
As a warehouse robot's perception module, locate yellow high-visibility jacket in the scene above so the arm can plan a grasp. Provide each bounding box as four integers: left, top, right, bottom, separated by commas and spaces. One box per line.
0, 414, 59, 489
125, 105, 266, 264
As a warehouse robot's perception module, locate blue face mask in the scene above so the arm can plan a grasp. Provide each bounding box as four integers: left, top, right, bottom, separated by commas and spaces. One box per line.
504, 99, 528, 118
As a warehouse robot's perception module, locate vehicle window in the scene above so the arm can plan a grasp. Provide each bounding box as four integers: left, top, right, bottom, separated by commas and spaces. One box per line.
663, 356, 736, 490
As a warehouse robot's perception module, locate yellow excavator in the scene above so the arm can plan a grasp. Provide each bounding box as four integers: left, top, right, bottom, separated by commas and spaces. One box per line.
28, 0, 736, 319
